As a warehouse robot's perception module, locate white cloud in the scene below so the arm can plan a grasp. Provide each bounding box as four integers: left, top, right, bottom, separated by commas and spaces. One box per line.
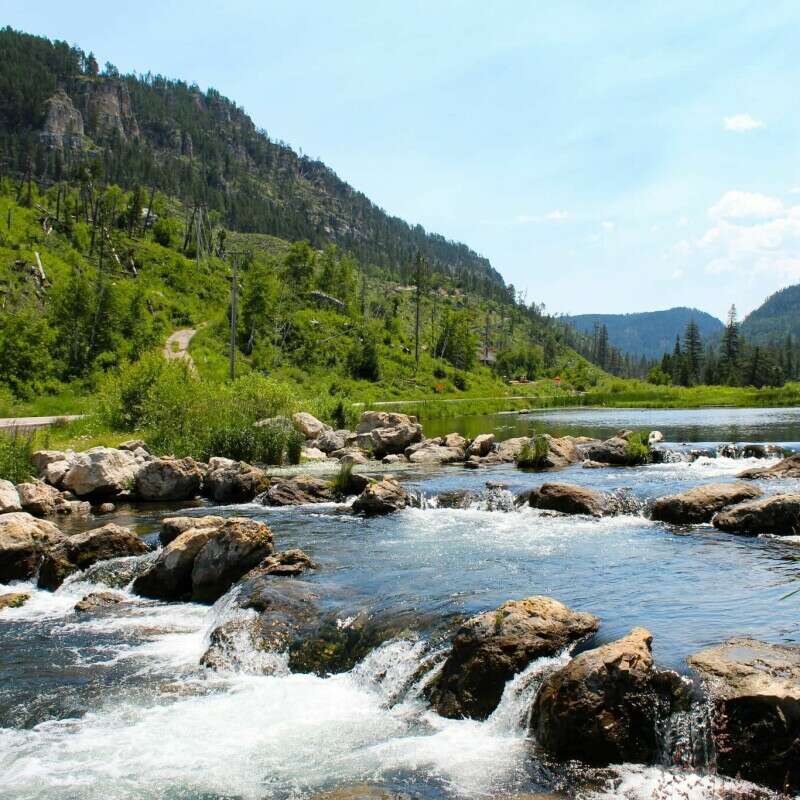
723, 113, 765, 132
515, 210, 569, 224
543, 209, 569, 221
708, 190, 784, 221
671, 268, 685, 280
676, 216, 689, 227
790, 186, 800, 195
600, 220, 615, 230
698, 191, 800, 281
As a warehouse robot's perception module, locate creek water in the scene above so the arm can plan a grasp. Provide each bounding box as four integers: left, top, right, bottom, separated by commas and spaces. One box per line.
1, 407, 799, 800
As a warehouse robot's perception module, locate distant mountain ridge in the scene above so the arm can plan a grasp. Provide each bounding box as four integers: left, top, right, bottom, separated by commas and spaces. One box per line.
741, 284, 800, 345
563, 307, 724, 359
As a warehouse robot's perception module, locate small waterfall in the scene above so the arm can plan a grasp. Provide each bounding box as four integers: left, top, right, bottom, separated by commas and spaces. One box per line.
69, 550, 159, 590
486, 649, 573, 734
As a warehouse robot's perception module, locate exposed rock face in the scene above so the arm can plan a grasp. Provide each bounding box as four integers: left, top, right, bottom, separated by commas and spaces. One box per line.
317, 429, 346, 454
74, 591, 124, 613
355, 411, 423, 457
62, 447, 140, 498
492, 437, 530, 463
0, 512, 65, 583
739, 453, 800, 480
466, 433, 495, 458
0, 480, 22, 514
40, 89, 84, 149
190, 518, 274, 602
522, 482, 611, 517
16, 481, 88, 517
688, 638, 800, 791
38, 523, 148, 590
32, 450, 72, 474
441, 432, 468, 450
0, 592, 30, 609
203, 459, 268, 503
134, 457, 203, 501
406, 438, 466, 464
292, 412, 328, 439
532, 627, 671, 765
584, 436, 635, 466
263, 475, 333, 506
351, 477, 408, 516
713, 494, 800, 535
650, 483, 763, 525
429, 596, 599, 719
76, 78, 140, 142
160, 515, 224, 547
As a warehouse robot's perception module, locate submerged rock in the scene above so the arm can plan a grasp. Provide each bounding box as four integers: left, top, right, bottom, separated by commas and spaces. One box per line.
688, 638, 800, 792
739, 453, 800, 480
428, 596, 599, 719
38, 523, 148, 590
650, 482, 763, 525
74, 591, 124, 613
713, 494, 800, 535
0, 591, 30, 609
352, 477, 408, 515
247, 548, 317, 578
520, 482, 612, 517
134, 457, 203, 501
531, 627, 679, 766
0, 512, 65, 583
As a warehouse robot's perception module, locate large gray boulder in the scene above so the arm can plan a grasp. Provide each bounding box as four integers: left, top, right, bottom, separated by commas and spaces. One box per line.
31, 449, 73, 475
351, 477, 408, 515
203, 458, 268, 503
466, 433, 495, 458
38, 523, 148, 590
739, 453, 800, 480
292, 412, 328, 440
134, 457, 203, 501
406, 438, 466, 464
584, 436, 635, 466
521, 482, 612, 517
713, 494, 800, 535
316, 429, 346, 454
15, 481, 87, 517
429, 596, 599, 719
688, 638, 800, 791
190, 518, 274, 602
492, 436, 530, 463
0, 512, 65, 582
650, 482, 763, 525
531, 627, 676, 766
0, 480, 21, 514
62, 447, 140, 497
263, 475, 333, 506
355, 411, 423, 457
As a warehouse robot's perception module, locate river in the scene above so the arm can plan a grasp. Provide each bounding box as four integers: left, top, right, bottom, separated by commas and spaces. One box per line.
1, 407, 798, 799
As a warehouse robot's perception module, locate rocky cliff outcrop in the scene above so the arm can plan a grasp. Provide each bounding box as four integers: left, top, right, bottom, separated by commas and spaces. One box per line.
40, 89, 84, 149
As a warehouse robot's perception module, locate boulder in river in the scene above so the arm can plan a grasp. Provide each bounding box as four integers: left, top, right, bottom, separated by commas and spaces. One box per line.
62, 447, 140, 498
203, 458, 268, 503
74, 591, 124, 613
352, 477, 408, 515
355, 411, 423, 457
739, 453, 800, 480
466, 433, 495, 458
134, 457, 204, 501
650, 482, 763, 525
190, 517, 275, 602
263, 474, 333, 506
16, 481, 78, 516
688, 638, 800, 792
406, 438, 466, 464
246, 548, 317, 578
713, 493, 800, 535
584, 435, 644, 466
160, 515, 225, 546
0, 512, 65, 583
520, 482, 612, 517
38, 523, 148, 590
531, 627, 677, 766
0, 480, 22, 514
428, 596, 599, 719
0, 591, 30, 609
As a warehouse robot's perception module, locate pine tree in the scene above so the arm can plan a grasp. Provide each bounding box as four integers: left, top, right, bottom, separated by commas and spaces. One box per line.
684, 318, 703, 385
719, 305, 741, 385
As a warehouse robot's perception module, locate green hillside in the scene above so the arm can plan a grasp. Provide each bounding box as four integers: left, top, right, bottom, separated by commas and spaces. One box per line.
741, 284, 800, 345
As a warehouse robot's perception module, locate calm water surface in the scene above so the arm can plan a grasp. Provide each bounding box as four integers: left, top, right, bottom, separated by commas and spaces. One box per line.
1, 407, 799, 800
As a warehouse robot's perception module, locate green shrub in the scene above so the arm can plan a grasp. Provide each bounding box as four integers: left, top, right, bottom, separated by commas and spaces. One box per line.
0, 429, 35, 483
625, 431, 651, 465
516, 434, 549, 468
285, 430, 304, 465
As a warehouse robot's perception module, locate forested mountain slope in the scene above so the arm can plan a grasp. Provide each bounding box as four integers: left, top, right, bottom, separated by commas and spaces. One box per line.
564, 308, 724, 360
0, 27, 507, 299
741, 284, 800, 345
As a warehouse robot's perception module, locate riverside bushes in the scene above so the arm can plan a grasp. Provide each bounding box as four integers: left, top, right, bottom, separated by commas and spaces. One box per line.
98, 359, 304, 464
0, 429, 35, 483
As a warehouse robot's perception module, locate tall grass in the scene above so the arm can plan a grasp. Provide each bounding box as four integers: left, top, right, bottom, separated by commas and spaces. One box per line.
0, 428, 35, 483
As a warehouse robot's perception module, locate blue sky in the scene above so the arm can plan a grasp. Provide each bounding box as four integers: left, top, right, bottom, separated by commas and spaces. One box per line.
7, 1, 800, 319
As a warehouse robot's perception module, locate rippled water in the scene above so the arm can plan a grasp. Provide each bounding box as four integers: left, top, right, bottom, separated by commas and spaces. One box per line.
1, 410, 799, 799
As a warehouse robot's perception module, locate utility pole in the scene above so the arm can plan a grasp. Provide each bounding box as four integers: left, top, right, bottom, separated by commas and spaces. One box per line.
229, 252, 240, 381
